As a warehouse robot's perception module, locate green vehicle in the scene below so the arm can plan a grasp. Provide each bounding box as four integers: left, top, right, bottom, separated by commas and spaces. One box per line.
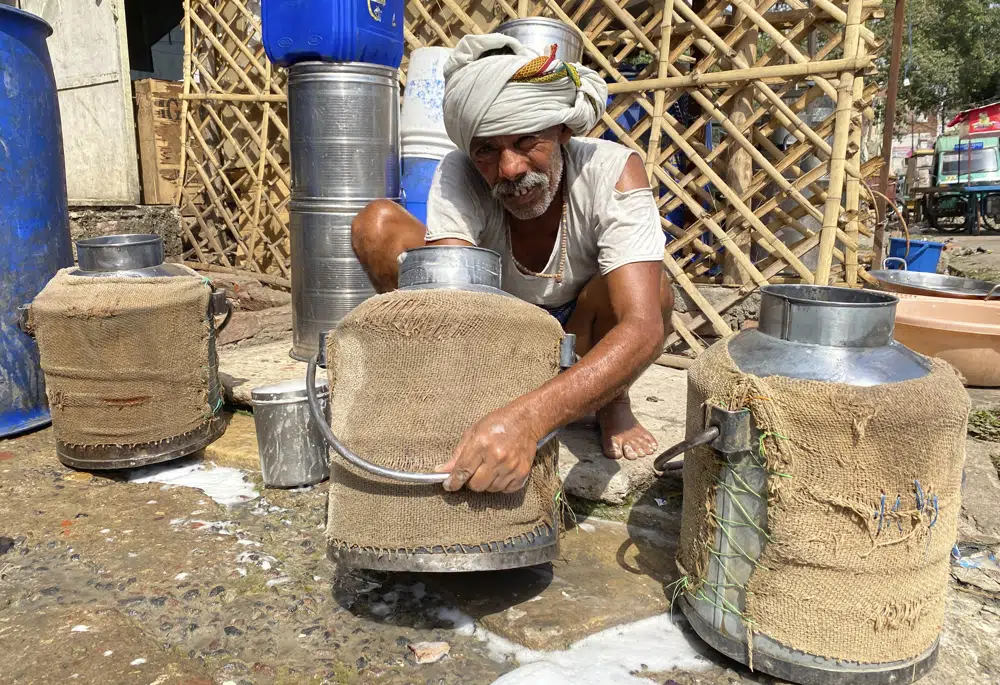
925, 135, 1000, 231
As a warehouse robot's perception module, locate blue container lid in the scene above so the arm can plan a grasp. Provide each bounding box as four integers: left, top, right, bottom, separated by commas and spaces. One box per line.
0, 4, 54, 36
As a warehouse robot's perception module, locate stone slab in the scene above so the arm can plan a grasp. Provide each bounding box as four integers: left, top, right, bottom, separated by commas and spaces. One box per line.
959, 438, 1000, 545
218, 339, 307, 407
433, 517, 681, 652
559, 364, 687, 504
968, 387, 1000, 411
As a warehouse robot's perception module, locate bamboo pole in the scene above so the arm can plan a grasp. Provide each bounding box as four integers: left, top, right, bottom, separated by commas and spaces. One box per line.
644, 0, 675, 185
411, 0, 456, 47
728, 0, 838, 100
199, 1, 270, 85
175, 0, 194, 207
815, 0, 864, 284
811, 0, 879, 46
247, 58, 272, 271
722, 5, 756, 286
438, 0, 483, 35
606, 57, 869, 93
188, 11, 260, 95
655, 354, 694, 370
664, 254, 733, 336
594, 0, 660, 55
183, 261, 292, 288
181, 93, 287, 102
670, 314, 705, 353
845, 38, 867, 286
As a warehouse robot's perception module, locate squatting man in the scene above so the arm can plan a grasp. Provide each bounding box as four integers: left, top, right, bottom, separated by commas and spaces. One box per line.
352, 34, 674, 494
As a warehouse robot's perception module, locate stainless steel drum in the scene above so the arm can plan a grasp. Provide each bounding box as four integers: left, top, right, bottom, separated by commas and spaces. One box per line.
289, 200, 377, 361
287, 62, 400, 202
493, 18, 584, 62
869, 268, 1000, 300
252, 378, 330, 488
657, 286, 950, 685
27, 234, 230, 470
286, 61, 399, 360
306, 246, 576, 572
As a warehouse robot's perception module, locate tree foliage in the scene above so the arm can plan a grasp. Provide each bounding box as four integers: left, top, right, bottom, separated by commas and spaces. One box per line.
879, 0, 1000, 115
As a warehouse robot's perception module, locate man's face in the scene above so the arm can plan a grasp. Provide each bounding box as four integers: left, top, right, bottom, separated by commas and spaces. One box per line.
469, 125, 572, 220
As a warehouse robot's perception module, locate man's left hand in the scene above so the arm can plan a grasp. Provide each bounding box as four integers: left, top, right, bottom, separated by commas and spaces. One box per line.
434, 406, 539, 494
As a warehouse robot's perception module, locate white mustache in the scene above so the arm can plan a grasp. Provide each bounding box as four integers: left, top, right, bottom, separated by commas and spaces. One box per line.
491, 172, 549, 200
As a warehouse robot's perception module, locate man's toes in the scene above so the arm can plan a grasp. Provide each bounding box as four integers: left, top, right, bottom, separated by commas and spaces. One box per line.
603, 437, 623, 460
623, 443, 638, 460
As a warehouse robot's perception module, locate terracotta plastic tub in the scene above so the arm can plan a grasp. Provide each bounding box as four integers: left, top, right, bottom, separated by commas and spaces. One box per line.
894, 297, 1000, 387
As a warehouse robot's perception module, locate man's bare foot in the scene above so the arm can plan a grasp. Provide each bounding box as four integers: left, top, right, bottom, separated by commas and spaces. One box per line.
597, 398, 658, 460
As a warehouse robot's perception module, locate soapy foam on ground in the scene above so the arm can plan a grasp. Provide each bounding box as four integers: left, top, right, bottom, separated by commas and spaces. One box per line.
435, 605, 711, 685
489, 614, 712, 684
128, 459, 257, 507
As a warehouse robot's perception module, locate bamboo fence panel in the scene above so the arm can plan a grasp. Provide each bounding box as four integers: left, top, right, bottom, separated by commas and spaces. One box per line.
176, 0, 885, 357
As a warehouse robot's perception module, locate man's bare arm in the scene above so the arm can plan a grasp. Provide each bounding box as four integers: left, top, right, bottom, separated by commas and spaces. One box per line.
436, 259, 664, 493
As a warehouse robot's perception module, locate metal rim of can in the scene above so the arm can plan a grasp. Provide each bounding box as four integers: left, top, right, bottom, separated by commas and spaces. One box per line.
251, 378, 330, 405
287, 61, 399, 84
76, 233, 163, 249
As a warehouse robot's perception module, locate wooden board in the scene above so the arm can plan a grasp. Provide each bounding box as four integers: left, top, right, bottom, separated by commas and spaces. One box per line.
135, 79, 184, 205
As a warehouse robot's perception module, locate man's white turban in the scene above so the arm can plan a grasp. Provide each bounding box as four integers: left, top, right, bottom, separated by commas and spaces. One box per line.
441, 33, 608, 155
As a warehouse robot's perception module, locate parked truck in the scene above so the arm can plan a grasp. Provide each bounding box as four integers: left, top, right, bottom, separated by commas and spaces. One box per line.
923, 135, 1000, 231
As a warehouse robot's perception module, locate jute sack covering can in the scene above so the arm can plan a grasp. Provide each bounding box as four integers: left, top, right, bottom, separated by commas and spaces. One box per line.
324, 288, 563, 557
678, 340, 969, 665
31, 268, 214, 449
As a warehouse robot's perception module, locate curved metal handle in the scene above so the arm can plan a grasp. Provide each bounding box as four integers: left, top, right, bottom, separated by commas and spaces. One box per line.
882, 257, 908, 271
986, 284, 1000, 301
15, 304, 34, 337
306, 353, 559, 485
652, 426, 720, 475
210, 289, 232, 334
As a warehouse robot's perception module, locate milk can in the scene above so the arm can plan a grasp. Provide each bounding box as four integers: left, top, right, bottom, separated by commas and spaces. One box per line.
306, 246, 576, 572
24, 234, 231, 470
659, 286, 969, 684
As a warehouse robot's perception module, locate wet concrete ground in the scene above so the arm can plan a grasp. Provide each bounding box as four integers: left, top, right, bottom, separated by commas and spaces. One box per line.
2, 407, 999, 684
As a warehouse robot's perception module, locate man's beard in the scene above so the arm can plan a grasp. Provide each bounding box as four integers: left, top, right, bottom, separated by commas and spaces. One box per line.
490, 145, 564, 220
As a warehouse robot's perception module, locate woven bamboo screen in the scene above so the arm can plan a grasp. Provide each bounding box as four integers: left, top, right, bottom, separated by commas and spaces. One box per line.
176, 0, 885, 353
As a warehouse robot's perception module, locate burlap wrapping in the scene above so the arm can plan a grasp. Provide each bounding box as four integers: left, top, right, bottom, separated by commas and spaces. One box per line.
325, 289, 564, 551
31, 268, 213, 447
678, 340, 969, 664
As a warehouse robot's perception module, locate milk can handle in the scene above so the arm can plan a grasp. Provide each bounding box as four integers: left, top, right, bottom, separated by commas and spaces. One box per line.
986, 284, 1000, 301
306, 353, 561, 485
15, 304, 34, 337
652, 426, 719, 475
210, 289, 232, 334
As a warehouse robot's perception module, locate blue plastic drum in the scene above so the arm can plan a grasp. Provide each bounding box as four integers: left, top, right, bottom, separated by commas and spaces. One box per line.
0, 6, 73, 437
262, 0, 405, 68
401, 156, 442, 225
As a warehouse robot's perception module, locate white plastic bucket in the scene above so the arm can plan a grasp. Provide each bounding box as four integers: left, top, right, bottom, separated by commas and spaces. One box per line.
401, 46, 456, 160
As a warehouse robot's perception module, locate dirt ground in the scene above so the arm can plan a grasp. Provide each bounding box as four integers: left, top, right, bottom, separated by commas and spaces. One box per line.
1, 415, 999, 684
5, 229, 1000, 684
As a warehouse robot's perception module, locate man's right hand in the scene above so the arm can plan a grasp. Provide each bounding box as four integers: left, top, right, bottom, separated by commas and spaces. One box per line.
433, 405, 541, 494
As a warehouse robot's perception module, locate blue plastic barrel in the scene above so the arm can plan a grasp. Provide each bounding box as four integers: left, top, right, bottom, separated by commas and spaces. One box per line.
262, 0, 405, 68
401, 156, 441, 225
0, 6, 73, 437
887, 238, 944, 273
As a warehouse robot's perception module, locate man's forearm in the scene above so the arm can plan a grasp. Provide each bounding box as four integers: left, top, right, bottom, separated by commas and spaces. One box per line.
508, 317, 664, 439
